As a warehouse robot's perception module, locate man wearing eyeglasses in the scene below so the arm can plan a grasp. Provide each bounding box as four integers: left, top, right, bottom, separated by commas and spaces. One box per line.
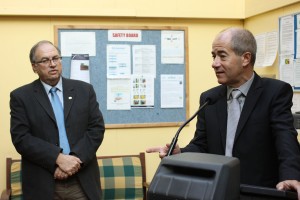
10, 40, 105, 200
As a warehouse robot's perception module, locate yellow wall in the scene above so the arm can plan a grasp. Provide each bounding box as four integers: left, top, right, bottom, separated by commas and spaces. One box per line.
0, 16, 243, 191
1, 0, 300, 193
245, 0, 300, 18
0, 0, 244, 19
245, 2, 300, 77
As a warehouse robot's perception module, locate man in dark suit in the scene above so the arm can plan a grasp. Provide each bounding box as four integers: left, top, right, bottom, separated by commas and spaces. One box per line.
147, 27, 300, 197
10, 40, 105, 200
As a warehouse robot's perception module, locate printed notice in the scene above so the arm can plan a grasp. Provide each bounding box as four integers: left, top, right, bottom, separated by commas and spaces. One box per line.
279, 55, 294, 86
107, 44, 131, 78
60, 32, 96, 57
132, 45, 156, 77
279, 15, 294, 56
107, 78, 131, 110
70, 54, 90, 83
255, 31, 278, 67
131, 75, 154, 107
161, 74, 184, 108
161, 30, 184, 64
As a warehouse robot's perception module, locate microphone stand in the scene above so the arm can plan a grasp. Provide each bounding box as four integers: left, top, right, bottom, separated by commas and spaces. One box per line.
166, 100, 210, 156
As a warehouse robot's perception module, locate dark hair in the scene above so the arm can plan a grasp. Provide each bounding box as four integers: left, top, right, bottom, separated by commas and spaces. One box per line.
29, 40, 61, 64
221, 27, 257, 66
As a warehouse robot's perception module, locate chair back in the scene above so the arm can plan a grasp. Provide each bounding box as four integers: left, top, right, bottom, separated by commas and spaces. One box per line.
5, 158, 22, 200
97, 152, 146, 200
2, 153, 147, 200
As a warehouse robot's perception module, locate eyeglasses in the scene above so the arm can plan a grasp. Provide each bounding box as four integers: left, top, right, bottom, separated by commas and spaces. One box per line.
35, 56, 62, 65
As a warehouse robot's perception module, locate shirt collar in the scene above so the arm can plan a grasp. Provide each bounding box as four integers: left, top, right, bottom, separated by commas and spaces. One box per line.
227, 72, 254, 100
41, 77, 63, 93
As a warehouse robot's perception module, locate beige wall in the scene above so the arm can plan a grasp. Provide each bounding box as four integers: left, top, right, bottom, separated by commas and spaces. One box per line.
0, 0, 244, 19
0, 16, 242, 191
1, 0, 300, 193
245, 0, 300, 18
245, 2, 300, 77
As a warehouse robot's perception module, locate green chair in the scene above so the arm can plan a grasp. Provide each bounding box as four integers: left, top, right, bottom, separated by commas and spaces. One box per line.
1, 153, 147, 200
1, 158, 22, 200
98, 153, 147, 200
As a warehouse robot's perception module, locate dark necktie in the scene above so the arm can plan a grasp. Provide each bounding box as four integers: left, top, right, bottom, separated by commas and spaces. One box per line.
225, 89, 242, 157
50, 87, 70, 154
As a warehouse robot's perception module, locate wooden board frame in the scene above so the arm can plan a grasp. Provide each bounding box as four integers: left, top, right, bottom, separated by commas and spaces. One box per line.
54, 25, 189, 129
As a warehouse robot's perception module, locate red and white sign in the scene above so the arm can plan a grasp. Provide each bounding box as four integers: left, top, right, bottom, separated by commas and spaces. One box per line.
108, 30, 142, 42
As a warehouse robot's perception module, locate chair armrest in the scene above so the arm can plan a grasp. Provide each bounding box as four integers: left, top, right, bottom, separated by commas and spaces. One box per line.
0, 189, 11, 200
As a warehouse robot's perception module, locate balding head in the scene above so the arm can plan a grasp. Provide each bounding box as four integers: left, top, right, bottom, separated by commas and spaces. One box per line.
216, 27, 257, 66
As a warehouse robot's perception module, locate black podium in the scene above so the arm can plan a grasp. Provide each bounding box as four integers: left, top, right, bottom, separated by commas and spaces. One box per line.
240, 184, 297, 200
147, 153, 297, 200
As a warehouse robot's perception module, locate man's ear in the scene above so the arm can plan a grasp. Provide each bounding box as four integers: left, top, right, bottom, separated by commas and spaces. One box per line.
32, 63, 37, 73
242, 52, 251, 67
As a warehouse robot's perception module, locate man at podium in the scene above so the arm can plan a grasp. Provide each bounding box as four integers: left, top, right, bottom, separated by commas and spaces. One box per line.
147, 27, 300, 199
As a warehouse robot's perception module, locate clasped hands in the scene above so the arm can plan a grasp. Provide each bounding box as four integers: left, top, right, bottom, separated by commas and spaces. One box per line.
54, 153, 82, 180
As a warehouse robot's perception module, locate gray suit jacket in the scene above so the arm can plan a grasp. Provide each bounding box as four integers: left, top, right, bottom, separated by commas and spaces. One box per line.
10, 77, 105, 200
182, 73, 300, 187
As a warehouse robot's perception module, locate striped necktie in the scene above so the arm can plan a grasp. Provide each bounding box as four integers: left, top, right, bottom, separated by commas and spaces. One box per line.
225, 89, 242, 157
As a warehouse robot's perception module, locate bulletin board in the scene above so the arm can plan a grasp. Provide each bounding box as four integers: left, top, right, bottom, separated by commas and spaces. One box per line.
54, 25, 189, 128
278, 13, 300, 91
279, 13, 300, 113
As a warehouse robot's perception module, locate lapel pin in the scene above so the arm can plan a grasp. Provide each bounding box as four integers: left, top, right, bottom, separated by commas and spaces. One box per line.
68, 97, 72, 100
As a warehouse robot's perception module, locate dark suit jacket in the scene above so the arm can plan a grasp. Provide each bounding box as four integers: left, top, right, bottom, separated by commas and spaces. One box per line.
10, 77, 105, 200
182, 73, 300, 187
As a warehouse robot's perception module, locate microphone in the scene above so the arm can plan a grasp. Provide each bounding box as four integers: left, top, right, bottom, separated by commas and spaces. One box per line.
166, 94, 219, 156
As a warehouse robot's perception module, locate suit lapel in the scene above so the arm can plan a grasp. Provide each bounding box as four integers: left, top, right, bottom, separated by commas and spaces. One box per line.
216, 87, 228, 149
234, 73, 263, 142
32, 80, 56, 122
62, 78, 75, 120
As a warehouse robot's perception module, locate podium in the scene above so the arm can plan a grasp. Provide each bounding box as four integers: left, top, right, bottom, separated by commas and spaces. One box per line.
240, 184, 297, 200
147, 153, 297, 200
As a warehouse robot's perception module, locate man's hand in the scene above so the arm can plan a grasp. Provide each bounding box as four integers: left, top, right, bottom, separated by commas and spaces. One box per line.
277, 180, 300, 200
54, 167, 69, 180
146, 143, 181, 158
56, 153, 82, 176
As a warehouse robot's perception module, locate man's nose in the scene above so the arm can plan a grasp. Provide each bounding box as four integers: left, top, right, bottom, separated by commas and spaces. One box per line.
49, 59, 56, 66
212, 57, 221, 68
